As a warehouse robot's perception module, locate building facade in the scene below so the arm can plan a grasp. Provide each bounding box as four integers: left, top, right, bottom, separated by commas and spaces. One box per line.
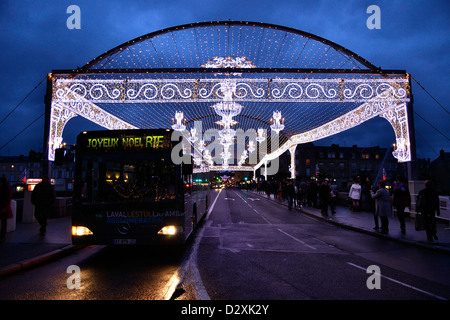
0, 151, 74, 194
292, 143, 407, 191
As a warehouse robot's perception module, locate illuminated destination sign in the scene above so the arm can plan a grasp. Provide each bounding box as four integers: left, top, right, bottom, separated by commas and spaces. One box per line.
80, 130, 173, 151
86, 135, 164, 149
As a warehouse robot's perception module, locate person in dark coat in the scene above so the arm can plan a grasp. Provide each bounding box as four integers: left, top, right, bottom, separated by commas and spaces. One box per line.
286, 180, 296, 210
318, 179, 331, 216
392, 175, 411, 234
417, 180, 440, 241
0, 177, 13, 242
31, 176, 56, 235
371, 180, 392, 234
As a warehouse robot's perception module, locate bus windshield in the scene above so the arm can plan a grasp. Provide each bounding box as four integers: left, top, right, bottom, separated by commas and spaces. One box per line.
77, 153, 178, 204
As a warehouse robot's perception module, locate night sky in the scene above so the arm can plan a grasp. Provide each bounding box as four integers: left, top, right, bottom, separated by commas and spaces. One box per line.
0, 0, 448, 161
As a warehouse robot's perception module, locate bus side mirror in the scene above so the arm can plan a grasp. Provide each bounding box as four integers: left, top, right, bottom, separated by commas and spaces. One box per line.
54, 148, 65, 166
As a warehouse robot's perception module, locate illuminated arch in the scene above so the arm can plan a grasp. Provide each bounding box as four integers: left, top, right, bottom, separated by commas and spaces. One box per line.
78, 21, 378, 72
47, 21, 413, 175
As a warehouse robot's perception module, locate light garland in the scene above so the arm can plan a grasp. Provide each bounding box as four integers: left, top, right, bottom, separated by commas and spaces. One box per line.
48, 22, 412, 171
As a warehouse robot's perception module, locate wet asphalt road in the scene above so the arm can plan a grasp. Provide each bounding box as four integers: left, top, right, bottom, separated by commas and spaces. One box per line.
0, 188, 449, 301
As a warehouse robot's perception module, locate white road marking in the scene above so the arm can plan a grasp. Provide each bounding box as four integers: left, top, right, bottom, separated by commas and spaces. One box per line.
277, 228, 317, 250
233, 190, 272, 224
346, 262, 447, 300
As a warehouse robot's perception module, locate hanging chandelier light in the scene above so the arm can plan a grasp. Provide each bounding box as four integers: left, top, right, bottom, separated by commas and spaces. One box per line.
212, 101, 243, 120
189, 127, 199, 143
219, 128, 236, 146
270, 111, 285, 134
256, 128, 266, 143
198, 139, 205, 152
248, 141, 255, 153
392, 138, 408, 162
171, 111, 186, 131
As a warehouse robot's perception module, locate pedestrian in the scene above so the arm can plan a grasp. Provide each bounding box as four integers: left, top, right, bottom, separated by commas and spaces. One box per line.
361, 176, 373, 212
293, 182, 299, 208
0, 177, 13, 242
330, 179, 337, 214
307, 180, 318, 208
31, 176, 56, 235
349, 179, 362, 211
318, 179, 331, 216
416, 180, 440, 241
371, 183, 380, 230
298, 179, 307, 208
371, 180, 392, 234
392, 175, 411, 234
277, 182, 283, 201
286, 180, 296, 210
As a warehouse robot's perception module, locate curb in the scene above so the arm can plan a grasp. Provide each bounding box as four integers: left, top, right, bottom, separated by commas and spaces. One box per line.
300, 207, 450, 255
0, 245, 84, 279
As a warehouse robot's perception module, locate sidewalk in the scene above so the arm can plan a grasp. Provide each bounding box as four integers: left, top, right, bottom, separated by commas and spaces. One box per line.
0, 216, 79, 278
247, 190, 450, 254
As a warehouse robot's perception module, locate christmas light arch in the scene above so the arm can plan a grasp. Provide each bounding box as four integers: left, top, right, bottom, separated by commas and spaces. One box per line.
46, 21, 413, 177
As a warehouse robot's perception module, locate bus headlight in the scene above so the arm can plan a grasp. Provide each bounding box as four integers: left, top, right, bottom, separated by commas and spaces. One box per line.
72, 226, 93, 236
158, 225, 182, 236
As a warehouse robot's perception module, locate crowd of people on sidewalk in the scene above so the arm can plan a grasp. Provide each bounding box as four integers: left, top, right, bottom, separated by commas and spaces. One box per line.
247, 174, 441, 241
0, 172, 442, 243
252, 178, 338, 215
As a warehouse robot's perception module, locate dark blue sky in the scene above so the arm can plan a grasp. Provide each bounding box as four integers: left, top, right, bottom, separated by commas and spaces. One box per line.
0, 0, 448, 160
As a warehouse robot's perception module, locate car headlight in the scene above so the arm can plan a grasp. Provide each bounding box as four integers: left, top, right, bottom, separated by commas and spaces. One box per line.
72, 226, 93, 236
158, 225, 182, 236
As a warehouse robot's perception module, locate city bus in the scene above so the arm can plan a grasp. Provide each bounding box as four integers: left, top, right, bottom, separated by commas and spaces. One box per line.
69, 129, 212, 245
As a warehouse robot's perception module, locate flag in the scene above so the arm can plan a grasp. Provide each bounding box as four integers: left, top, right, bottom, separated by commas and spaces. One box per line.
19, 168, 28, 184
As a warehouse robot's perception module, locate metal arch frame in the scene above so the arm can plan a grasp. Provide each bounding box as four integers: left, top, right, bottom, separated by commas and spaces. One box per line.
45, 21, 415, 176
75, 20, 379, 73
47, 73, 412, 164
51, 75, 410, 104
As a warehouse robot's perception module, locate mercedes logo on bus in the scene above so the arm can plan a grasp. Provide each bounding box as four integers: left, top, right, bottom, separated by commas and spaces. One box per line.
118, 222, 131, 235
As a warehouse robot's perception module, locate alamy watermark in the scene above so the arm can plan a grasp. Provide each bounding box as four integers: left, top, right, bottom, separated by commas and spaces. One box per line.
67, 264, 81, 289
366, 5, 381, 30
366, 265, 381, 289
66, 5, 81, 30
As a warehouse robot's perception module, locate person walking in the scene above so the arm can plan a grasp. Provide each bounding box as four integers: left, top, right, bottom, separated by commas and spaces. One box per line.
31, 176, 56, 235
307, 180, 318, 208
371, 183, 380, 231
277, 182, 283, 202
361, 176, 373, 212
349, 179, 362, 212
0, 177, 13, 242
371, 180, 392, 234
417, 180, 440, 241
392, 175, 411, 234
330, 179, 337, 215
298, 179, 307, 208
318, 179, 331, 216
286, 180, 296, 210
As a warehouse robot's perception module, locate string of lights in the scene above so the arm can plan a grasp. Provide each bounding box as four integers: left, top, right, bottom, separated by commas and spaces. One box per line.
48, 21, 412, 169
